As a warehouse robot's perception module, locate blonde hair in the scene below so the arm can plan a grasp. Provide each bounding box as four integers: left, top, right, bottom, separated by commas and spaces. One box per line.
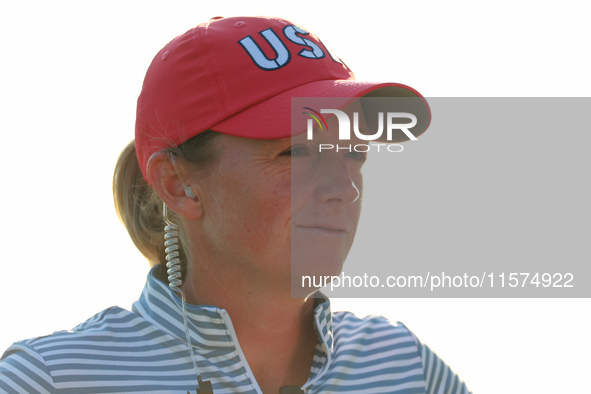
113, 131, 223, 275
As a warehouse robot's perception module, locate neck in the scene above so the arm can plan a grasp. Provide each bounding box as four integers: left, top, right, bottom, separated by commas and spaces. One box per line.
180, 250, 320, 390
182, 253, 317, 337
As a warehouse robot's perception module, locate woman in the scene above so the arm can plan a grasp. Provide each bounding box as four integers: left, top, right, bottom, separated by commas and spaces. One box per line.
0, 16, 470, 394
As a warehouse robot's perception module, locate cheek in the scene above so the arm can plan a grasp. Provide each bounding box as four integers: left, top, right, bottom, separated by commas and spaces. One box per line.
246, 178, 291, 223
230, 178, 292, 261
231, 172, 293, 239
289, 167, 318, 212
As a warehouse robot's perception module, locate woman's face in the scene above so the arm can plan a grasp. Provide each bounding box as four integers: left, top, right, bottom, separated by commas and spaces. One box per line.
196, 104, 368, 295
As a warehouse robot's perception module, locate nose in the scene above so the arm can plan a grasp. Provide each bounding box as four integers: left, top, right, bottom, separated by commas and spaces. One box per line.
314, 155, 361, 206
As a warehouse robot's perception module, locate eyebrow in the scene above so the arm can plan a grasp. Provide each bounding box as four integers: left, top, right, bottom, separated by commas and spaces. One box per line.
256, 124, 323, 156
257, 138, 291, 155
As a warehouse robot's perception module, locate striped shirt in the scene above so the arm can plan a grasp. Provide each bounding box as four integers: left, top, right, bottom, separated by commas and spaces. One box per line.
0, 267, 471, 393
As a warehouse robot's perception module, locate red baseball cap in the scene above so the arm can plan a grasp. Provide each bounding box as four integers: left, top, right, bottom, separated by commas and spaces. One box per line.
135, 16, 430, 182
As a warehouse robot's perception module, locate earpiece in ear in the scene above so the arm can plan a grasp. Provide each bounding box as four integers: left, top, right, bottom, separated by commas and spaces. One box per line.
184, 185, 196, 199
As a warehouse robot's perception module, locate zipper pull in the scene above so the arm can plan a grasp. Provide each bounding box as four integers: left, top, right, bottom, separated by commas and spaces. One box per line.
187, 375, 214, 394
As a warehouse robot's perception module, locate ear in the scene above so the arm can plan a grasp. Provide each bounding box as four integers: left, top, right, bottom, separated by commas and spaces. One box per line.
146, 152, 203, 221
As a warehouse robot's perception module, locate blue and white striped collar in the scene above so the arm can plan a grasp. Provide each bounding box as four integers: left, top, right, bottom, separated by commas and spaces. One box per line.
132, 266, 334, 355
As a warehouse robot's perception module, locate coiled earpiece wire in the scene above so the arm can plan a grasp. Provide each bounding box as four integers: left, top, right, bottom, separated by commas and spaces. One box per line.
164, 202, 214, 393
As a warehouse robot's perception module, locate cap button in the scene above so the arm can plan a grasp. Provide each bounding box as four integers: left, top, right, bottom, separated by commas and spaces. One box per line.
209, 16, 224, 21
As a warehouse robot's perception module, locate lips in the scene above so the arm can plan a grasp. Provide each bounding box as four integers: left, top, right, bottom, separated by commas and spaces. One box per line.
297, 225, 346, 235
310, 226, 343, 232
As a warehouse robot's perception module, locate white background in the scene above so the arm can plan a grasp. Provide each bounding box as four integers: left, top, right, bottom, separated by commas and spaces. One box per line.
1, 1, 589, 393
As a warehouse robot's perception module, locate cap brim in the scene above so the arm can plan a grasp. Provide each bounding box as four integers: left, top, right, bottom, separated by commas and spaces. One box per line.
210, 80, 431, 143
